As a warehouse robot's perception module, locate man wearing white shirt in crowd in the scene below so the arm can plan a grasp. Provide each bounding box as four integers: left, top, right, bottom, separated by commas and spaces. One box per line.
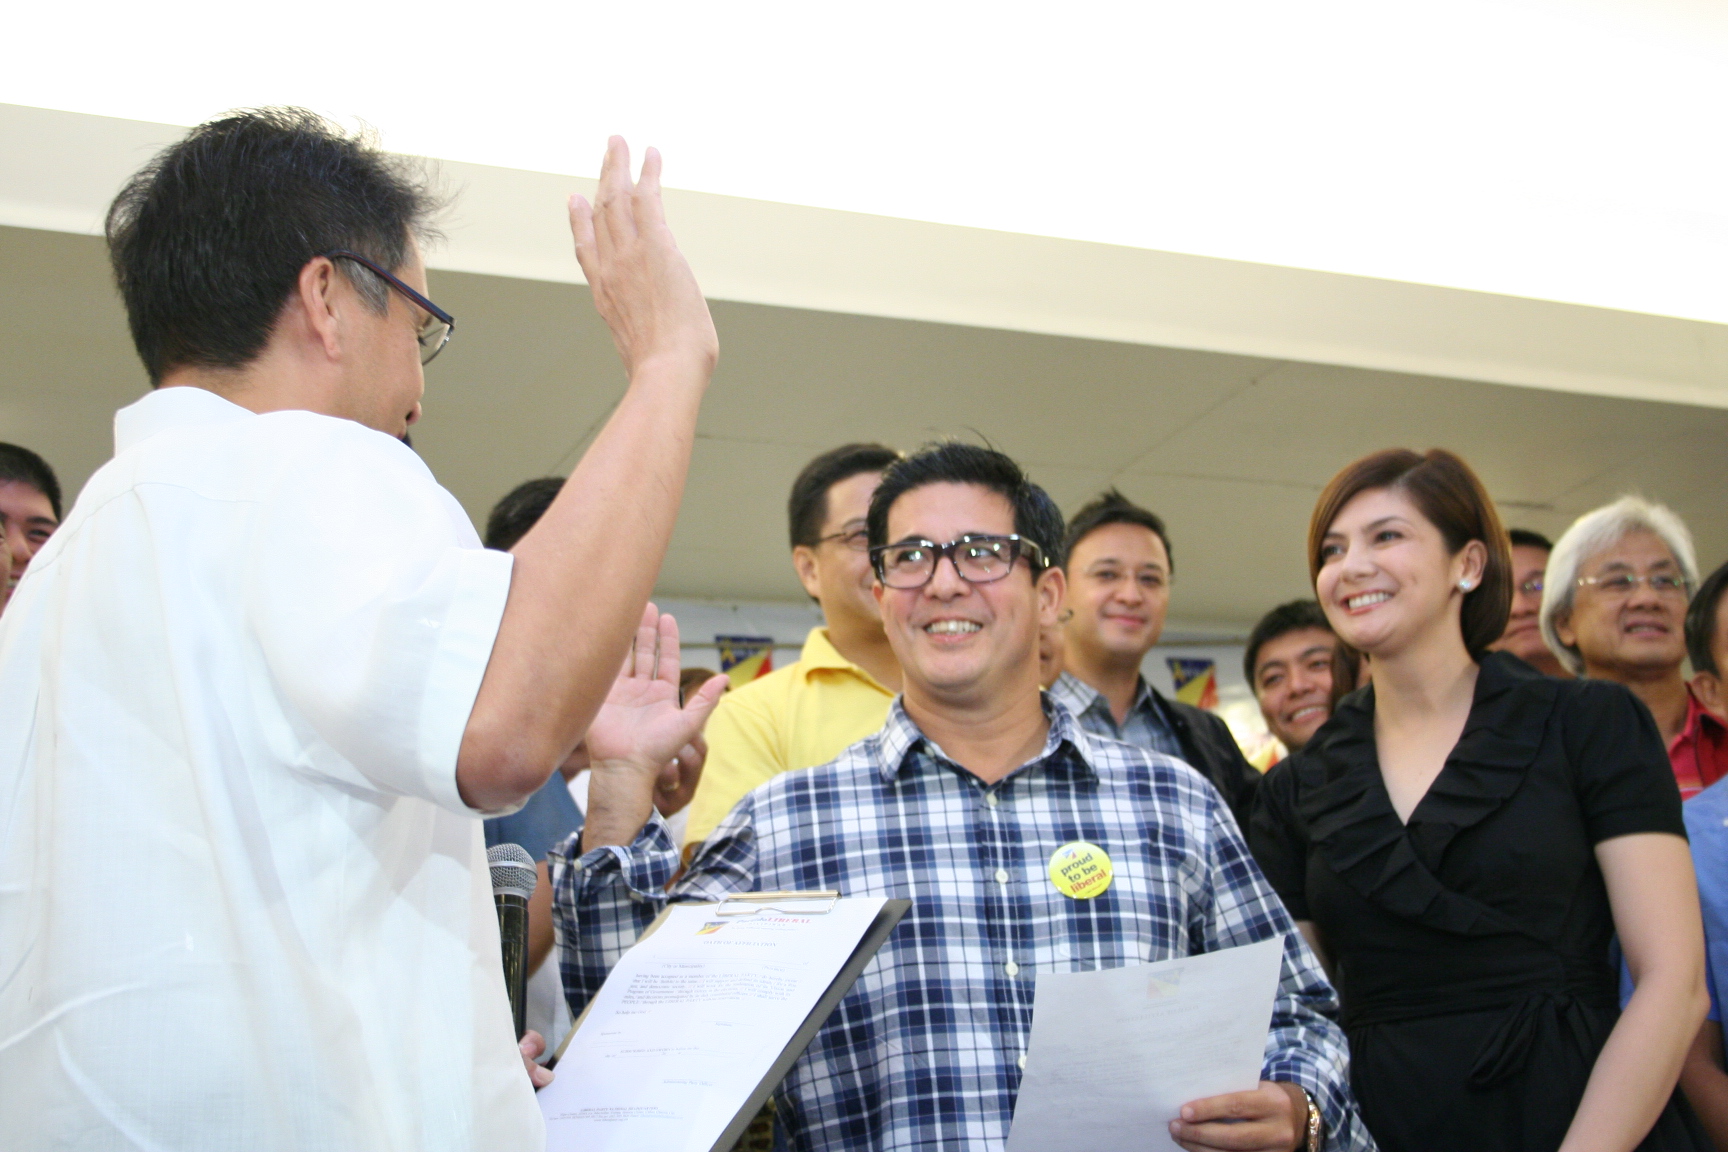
0, 108, 724, 1150
477, 475, 711, 1055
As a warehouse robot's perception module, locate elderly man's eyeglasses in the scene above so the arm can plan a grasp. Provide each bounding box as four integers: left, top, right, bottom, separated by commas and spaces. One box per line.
1576, 572, 1690, 598
321, 249, 456, 364
870, 534, 1048, 590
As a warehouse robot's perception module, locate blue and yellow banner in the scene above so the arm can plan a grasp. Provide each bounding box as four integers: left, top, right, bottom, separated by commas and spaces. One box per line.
1166, 657, 1219, 711
716, 635, 775, 688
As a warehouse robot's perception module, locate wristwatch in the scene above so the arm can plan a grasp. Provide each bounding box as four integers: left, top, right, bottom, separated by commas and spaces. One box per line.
1299, 1088, 1322, 1152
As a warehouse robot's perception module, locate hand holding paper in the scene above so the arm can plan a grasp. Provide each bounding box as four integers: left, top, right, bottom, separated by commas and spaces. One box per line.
519, 1031, 554, 1090
1170, 1080, 1309, 1152
1006, 936, 1288, 1152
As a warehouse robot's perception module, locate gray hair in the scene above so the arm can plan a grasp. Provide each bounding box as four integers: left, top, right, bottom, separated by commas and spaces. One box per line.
1540, 495, 1699, 675
333, 256, 393, 314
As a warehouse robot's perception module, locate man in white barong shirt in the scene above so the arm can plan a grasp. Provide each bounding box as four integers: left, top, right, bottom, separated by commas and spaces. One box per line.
0, 110, 723, 1150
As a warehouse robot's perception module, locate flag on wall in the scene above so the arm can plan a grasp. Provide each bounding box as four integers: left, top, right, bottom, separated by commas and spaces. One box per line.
716, 635, 775, 688
1166, 657, 1219, 711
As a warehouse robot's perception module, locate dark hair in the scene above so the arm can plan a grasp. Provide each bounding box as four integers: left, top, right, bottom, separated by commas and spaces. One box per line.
866, 441, 1065, 570
1687, 560, 1728, 676
1062, 489, 1174, 576
1308, 448, 1512, 660
788, 443, 901, 549
485, 478, 565, 550
106, 107, 442, 385
0, 443, 63, 520
1243, 599, 1333, 685
1508, 528, 1554, 552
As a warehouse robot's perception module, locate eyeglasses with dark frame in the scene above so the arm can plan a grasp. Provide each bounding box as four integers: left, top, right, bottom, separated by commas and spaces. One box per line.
320, 249, 456, 365
870, 534, 1049, 590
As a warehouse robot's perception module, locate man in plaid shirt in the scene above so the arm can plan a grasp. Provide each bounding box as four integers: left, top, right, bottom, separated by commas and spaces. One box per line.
553, 443, 1374, 1152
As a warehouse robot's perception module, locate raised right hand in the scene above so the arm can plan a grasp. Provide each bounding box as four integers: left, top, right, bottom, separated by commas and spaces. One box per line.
581, 604, 727, 851
569, 138, 718, 378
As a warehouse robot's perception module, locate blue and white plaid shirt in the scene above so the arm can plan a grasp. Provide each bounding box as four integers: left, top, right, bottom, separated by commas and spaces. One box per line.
1048, 671, 1187, 760
551, 697, 1374, 1152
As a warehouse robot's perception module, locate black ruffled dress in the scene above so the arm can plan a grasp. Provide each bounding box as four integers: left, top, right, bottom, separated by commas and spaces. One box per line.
1249, 653, 1706, 1152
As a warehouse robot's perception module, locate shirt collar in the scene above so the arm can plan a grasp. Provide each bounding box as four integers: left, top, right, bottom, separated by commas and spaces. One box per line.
798, 626, 893, 693
114, 386, 254, 455
1678, 685, 1728, 749
872, 692, 1103, 784
1049, 670, 1162, 722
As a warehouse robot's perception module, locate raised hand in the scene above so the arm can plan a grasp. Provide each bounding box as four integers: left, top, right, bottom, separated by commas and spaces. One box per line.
586, 606, 724, 770
455, 142, 716, 814
581, 604, 727, 851
569, 138, 718, 378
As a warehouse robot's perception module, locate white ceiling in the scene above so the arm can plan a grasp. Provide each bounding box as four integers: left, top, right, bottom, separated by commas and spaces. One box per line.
6, 223, 1723, 635
5, 2, 1728, 322
8, 102, 1725, 415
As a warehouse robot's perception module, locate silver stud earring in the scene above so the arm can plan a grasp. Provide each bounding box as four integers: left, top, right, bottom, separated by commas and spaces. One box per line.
1459, 580, 1473, 591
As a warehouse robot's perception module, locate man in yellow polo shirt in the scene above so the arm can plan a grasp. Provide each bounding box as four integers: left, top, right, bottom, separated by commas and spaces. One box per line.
683, 444, 902, 850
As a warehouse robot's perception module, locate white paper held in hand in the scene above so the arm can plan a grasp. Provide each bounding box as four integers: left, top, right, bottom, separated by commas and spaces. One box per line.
539, 896, 887, 1152
1006, 935, 1287, 1152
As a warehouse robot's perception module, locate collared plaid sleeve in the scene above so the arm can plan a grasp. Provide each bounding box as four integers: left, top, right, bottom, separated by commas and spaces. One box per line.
550, 801, 763, 1016
1190, 792, 1377, 1152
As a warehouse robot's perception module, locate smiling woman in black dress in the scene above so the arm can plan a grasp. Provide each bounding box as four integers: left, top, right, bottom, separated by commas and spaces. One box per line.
1250, 448, 1709, 1152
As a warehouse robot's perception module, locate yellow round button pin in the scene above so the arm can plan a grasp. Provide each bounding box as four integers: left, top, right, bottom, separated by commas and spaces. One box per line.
1048, 841, 1113, 899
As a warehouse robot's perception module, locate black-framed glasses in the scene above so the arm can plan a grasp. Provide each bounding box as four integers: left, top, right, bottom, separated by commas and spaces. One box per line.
870, 534, 1048, 590
1576, 572, 1690, 598
321, 249, 456, 364
816, 526, 871, 553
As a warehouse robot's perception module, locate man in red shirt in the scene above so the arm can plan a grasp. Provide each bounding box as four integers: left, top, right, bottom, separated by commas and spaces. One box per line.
1679, 560, 1728, 791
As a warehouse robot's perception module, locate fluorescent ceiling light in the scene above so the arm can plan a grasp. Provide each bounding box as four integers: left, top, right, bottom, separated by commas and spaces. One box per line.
6, 0, 1727, 323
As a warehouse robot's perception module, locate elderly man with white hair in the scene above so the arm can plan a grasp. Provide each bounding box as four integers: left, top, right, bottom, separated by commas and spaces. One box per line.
1542, 494, 1724, 797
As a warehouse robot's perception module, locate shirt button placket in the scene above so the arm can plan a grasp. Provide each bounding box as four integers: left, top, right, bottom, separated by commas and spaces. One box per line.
982, 781, 1030, 1079
979, 783, 1013, 1049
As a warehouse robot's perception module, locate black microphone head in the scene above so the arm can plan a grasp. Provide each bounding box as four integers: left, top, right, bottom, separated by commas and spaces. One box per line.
487, 843, 537, 900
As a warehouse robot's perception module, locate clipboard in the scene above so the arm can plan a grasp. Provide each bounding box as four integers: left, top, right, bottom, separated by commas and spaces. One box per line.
549, 892, 910, 1152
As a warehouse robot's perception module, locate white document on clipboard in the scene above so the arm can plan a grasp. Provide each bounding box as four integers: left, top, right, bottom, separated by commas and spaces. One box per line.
1006, 935, 1285, 1152
539, 894, 887, 1152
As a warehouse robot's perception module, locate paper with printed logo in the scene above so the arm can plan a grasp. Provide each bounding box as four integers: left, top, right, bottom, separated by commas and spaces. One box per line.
539, 896, 886, 1152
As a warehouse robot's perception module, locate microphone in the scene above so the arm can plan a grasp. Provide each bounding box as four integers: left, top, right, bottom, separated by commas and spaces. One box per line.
487, 843, 537, 1041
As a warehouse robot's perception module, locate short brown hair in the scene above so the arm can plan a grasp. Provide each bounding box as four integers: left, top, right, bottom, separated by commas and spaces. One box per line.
1307, 448, 1512, 660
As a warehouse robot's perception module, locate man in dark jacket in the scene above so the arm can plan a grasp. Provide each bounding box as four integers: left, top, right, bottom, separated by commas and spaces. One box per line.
1050, 490, 1261, 822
